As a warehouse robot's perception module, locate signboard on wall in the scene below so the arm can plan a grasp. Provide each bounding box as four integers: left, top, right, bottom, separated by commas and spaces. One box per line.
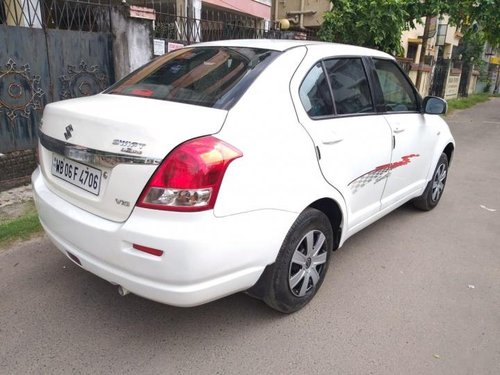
445, 74, 461, 99
129, 6, 156, 21
153, 39, 165, 56
167, 42, 184, 52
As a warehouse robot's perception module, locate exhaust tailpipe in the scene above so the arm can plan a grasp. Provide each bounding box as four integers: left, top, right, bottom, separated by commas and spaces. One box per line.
117, 285, 130, 296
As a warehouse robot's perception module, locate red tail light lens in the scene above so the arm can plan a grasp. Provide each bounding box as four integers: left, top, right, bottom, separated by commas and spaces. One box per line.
137, 136, 242, 211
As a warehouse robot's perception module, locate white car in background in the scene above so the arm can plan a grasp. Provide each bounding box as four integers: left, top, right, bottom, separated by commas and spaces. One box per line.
33, 40, 454, 313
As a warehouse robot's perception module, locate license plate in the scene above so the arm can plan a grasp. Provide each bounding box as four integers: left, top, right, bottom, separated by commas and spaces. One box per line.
51, 154, 102, 195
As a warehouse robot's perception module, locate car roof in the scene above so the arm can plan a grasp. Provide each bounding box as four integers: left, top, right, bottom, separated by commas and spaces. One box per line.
192, 39, 394, 59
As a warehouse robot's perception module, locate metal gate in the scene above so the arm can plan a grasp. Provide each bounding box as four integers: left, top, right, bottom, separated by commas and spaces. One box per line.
429, 59, 449, 98
0, 0, 114, 154
458, 63, 471, 97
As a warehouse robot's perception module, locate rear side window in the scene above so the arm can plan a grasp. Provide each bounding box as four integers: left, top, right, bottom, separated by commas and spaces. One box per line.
373, 59, 418, 112
299, 63, 334, 117
106, 47, 279, 109
324, 58, 374, 115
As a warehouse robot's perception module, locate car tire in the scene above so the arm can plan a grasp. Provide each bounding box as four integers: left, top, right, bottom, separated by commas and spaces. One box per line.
250, 208, 333, 313
413, 153, 449, 211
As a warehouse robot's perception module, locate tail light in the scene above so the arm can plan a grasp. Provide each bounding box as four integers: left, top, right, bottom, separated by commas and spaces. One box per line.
137, 136, 242, 212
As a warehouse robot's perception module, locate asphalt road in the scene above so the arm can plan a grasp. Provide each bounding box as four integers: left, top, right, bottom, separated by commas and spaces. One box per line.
1, 99, 499, 375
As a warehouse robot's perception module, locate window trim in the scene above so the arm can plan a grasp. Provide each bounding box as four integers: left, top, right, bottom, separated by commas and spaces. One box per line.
321, 60, 337, 115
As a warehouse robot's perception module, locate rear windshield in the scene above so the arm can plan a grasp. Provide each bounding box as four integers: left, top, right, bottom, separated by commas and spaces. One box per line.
106, 47, 280, 109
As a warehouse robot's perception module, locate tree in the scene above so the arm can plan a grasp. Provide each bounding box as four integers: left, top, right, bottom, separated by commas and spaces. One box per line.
320, 0, 499, 53
408, 0, 499, 88
318, 0, 416, 55
455, 30, 487, 65
445, 0, 500, 48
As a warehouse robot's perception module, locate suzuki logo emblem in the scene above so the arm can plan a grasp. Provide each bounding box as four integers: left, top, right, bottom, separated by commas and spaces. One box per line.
64, 125, 73, 140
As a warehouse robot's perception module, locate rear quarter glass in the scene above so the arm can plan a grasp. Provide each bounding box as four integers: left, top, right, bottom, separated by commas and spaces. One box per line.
105, 47, 281, 110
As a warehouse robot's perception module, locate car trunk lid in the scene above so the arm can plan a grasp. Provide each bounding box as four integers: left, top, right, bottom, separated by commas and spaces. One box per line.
38, 94, 227, 222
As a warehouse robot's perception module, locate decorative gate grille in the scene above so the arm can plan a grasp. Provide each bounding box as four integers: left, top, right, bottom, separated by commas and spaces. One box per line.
0, 0, 114, 154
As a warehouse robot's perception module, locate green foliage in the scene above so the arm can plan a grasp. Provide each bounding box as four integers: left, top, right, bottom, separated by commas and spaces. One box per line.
446, 0, 500, 47
0, 202, 42, 250
446, 93, 491, 113
406, 0, 500, 47
318, 0, 413, 55
320, 0, 499, 54
455, 30, 487, 67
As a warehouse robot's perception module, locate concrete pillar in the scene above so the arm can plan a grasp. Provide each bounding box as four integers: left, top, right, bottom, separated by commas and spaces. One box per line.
111, 5, 154, 81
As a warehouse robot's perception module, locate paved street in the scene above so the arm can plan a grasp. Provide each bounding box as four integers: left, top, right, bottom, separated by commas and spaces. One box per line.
1, 99, 499, 375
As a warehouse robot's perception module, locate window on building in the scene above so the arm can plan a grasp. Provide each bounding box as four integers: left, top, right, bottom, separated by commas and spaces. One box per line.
407, 43, 419, 63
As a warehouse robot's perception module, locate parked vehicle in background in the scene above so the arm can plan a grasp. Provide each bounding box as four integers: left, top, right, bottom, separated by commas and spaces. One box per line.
33, 40, 454, 313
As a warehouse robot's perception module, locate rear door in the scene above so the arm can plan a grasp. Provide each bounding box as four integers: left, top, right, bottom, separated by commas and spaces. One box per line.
371, 58, 439, 209
291, 53, 393, 231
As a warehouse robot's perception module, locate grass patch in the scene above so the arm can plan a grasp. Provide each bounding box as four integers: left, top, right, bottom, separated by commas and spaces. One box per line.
446, 93, 492, 114
0, 200, 43, 250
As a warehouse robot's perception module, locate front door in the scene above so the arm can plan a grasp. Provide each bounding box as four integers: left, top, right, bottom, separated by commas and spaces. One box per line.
371, 58, 438, 209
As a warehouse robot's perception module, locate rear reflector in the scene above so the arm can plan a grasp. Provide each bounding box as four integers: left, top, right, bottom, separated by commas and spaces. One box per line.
133, 244, 164, 257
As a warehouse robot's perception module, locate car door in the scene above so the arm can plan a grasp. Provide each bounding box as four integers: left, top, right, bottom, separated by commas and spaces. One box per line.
371, 58, 439, 209
291, 55, 393, 232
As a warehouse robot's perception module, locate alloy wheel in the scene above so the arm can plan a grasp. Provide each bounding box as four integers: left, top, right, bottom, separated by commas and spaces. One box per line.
431, 163, 447, 202
288, 230, 328, 297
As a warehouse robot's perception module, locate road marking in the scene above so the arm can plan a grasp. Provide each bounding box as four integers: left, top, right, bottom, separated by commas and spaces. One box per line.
480, 204, 497, 212
483, 121, 500, 125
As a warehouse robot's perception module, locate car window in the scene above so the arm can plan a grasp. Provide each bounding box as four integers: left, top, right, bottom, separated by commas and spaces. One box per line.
373, 59, 418, 112
106, 47, 279, 109
323, 58, 374, 115
299, 63, 334, 118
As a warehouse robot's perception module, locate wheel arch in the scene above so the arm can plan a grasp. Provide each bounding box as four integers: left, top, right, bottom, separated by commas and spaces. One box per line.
309, 198, 343, 250
443, 142, 454, 166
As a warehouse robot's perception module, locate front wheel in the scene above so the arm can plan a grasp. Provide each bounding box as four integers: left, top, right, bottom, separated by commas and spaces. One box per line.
413, 153, 449, 211
253, 208, 333, 313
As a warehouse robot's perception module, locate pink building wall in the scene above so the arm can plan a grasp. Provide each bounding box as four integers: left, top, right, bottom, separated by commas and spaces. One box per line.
202, 0, 271, 20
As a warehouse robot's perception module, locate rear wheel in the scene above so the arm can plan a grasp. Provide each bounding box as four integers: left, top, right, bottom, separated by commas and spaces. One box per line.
251, 208, 333, 313
413, 153, 449, 211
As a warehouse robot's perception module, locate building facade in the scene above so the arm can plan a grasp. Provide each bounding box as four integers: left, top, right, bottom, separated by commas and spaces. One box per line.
401, 16, 463, 98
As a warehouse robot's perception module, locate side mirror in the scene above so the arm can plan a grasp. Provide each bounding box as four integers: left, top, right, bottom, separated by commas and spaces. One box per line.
422, 96, 447, 115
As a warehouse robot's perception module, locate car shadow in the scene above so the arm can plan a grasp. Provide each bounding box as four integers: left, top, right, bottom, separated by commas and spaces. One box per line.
4, 200, 423, 356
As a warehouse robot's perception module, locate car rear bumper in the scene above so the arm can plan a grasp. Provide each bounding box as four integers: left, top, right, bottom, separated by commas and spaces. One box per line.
32, 168, 297, 307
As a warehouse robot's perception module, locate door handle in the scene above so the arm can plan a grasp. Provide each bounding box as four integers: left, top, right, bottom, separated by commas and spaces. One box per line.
393, 128, 405, 134
322, 137, 344, 145
321, 130, 343, 145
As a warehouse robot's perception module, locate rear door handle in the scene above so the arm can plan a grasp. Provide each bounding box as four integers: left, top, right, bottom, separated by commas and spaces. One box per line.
393, 128, 405, 134
322, 137, 343, 145
322, 130, 344, 145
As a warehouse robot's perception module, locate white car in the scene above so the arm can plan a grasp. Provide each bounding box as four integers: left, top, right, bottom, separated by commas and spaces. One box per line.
33, 40, 454, 313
